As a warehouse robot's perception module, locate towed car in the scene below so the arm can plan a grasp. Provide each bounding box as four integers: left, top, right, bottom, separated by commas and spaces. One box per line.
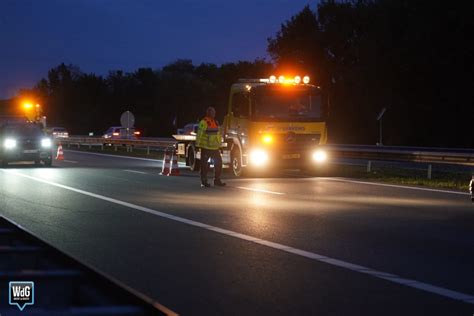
103, 126, 141, 139
0, 123, 53, 167
47, 126, 69, 138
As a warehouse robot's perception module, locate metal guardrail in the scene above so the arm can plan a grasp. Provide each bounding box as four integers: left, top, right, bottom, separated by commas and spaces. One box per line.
0, 215, 177, 315
58, 137, 176, 154
58, 136, 474, 167
326, 144, 474, 167
59, 136, 175, 148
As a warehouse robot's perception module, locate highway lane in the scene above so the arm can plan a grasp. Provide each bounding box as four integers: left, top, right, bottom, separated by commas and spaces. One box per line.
0, 150, 473, 315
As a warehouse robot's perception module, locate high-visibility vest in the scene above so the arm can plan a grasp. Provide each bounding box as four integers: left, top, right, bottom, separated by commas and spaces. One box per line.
196, 116, 221, 150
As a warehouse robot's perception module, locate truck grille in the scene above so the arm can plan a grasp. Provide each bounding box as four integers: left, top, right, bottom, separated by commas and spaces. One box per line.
19, 139, 40, 150
277, 133, 321, 151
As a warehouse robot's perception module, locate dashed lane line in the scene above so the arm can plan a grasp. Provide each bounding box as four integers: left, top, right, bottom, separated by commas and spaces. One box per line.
235, 186, 285, 195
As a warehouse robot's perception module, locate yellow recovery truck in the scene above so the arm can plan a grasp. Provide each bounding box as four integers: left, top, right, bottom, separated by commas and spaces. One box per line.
174, 74, 329, 176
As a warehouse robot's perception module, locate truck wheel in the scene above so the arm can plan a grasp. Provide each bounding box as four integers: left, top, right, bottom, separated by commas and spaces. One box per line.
43, 159, 53, 167
188, 146, 200, 171
231, 148, 243, 177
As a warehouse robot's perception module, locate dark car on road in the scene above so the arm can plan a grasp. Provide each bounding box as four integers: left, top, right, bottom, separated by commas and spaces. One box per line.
0, 123, 53, 167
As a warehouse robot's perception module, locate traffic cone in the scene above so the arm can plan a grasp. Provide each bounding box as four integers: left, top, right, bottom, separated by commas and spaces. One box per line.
169, 149, 180, 176
161, 148, 171, 175
56, 144, 64, 160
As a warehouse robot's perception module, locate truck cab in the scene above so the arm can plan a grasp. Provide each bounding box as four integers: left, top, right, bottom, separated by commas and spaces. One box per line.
175, 75, 329, 176
223, 75, 328, 176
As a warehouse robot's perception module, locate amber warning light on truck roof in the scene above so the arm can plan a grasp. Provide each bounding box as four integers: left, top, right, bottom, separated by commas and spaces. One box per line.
261, 75, 310, 85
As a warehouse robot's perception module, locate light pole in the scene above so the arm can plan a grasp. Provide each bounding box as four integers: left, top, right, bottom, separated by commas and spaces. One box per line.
35, 103, 41, 121
376, 107, 387, 146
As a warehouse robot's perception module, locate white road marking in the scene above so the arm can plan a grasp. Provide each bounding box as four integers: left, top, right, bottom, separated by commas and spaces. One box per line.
64, 150, 187, 166
123, 169, 147, 175
3, 169, 474, 305
62, 160, 78, 164
323, 178, 470, 196
236, 186, 285, 195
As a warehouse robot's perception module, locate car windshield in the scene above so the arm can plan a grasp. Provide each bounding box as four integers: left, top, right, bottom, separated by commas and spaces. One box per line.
252, 86, 323, 122
2, 124, 44, 137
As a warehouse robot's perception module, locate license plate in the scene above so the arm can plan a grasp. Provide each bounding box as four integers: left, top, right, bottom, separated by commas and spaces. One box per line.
283, 153, 300, 159
23, 149, 38, 154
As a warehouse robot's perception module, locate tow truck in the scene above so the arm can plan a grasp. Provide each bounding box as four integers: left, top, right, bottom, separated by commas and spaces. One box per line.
174, 74, 329, 176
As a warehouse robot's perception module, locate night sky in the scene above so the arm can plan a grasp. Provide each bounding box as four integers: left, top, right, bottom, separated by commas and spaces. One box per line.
0, 0, 318, 98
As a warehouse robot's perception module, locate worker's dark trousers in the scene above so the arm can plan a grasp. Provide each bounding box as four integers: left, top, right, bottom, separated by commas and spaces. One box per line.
200, 148, 222, 183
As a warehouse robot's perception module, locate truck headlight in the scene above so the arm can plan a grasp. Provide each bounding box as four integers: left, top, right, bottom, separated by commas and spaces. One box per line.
249, 149, 269, 166
312, 149, 327, 163
262, 134, 273, 144
41, 138, 52, 148
4, 138, 17, 150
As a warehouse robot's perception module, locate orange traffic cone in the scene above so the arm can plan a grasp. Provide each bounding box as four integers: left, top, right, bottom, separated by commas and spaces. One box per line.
169, 149, 180, 176
56, 144, 64, 160
161, 149, 171, 175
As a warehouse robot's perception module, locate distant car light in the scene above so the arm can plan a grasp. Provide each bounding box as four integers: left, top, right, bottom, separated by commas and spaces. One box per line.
249, 149, 269, 166
269, 75, 277, 83
41, 138, 52, 148
312, 149, 327, 163
134, 131, 141, 135
303, 75, 310, 84
278, 75, 285, 83
294, 76, 301, 84
4, 138, 17, 150
112, 132, 120, 136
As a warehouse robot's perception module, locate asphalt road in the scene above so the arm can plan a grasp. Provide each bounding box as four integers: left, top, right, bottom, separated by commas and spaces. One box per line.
0, 149, 473, 315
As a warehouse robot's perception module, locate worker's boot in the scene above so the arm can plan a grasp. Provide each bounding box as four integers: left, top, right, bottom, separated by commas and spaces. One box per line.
214, 179, 226, 187
201, 180, 211, 188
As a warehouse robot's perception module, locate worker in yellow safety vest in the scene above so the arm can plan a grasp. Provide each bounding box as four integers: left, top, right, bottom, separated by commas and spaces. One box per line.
196, 107, 226, 187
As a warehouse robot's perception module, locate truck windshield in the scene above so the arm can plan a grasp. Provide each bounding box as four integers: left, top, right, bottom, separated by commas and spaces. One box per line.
2, 124, 44, 137
252, 86, 323, 122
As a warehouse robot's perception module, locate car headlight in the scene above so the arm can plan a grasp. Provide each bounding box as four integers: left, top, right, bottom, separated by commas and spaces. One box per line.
4, 138, 17, 150
41, 138, 52, 148
312, 149, 327, 163
249, 149, 269, 166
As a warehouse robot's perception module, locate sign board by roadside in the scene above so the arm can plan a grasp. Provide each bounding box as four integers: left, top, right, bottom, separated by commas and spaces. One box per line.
120, 111, 135, 128
376, 107, 387, 121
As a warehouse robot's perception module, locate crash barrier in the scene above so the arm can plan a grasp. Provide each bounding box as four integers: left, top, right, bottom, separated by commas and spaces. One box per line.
326, 144, 474, 167
60, 136, 473, 166
0, 215, 176, 315
59, 136, 175, 155
324, 144, 473, 179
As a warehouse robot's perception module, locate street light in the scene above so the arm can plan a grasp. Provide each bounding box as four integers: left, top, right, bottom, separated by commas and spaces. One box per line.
23, 102, 34, 110
21, 101, 42, 122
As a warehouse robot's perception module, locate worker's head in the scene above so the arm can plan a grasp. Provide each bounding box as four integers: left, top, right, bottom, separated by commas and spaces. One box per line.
206, 106, 216, 118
